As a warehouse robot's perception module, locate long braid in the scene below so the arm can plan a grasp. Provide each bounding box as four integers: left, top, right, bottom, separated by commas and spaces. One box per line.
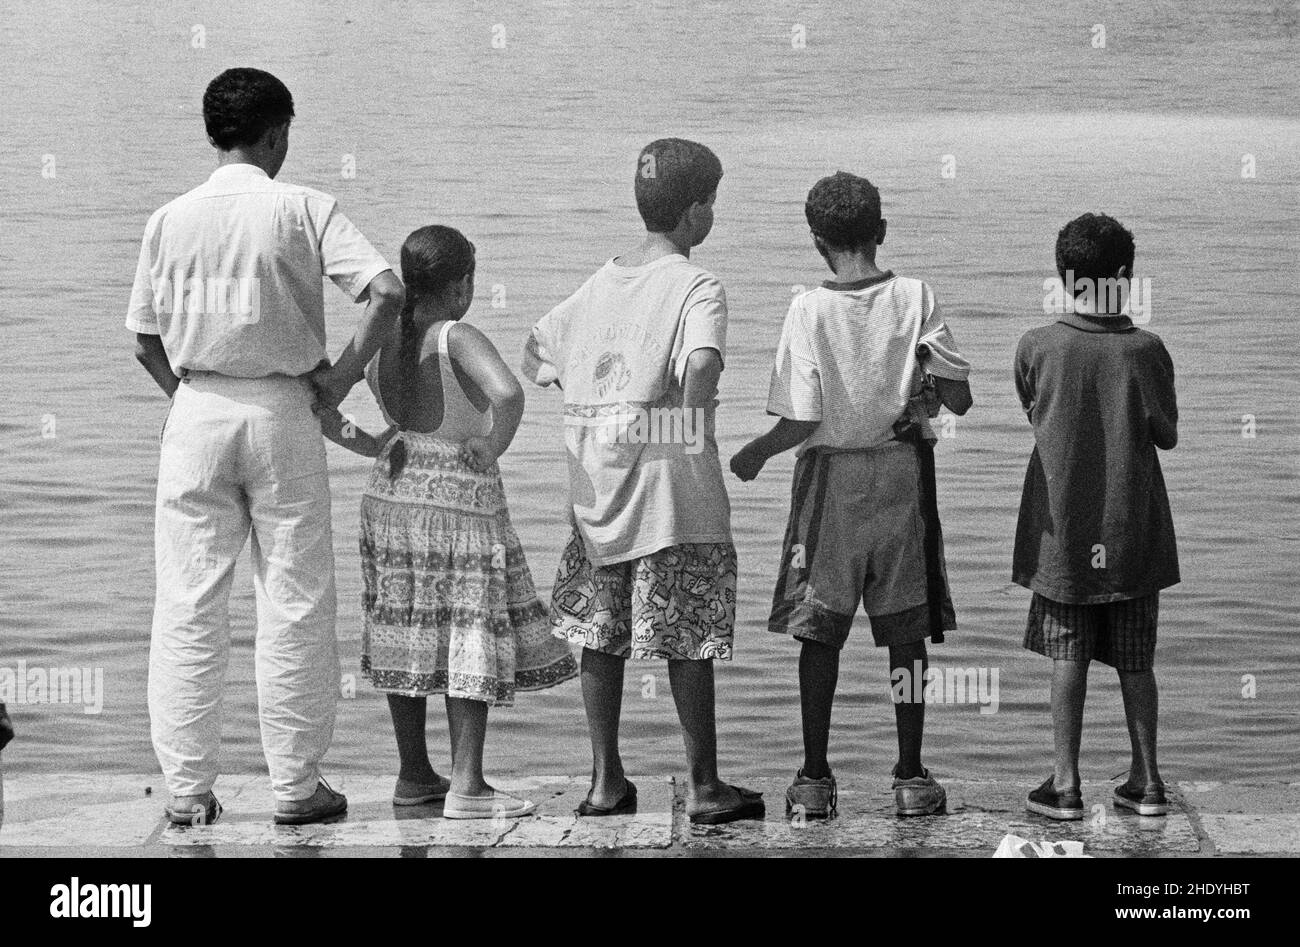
385, 225, 477, 481
387, 290, 419, 480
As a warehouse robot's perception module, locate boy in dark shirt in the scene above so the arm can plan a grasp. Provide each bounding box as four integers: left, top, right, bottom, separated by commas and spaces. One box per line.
1014, 213, 1179, 820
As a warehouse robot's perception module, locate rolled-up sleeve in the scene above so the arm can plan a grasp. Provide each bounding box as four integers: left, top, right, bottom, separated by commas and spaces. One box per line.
674, 276, 728, 386
319, 204, 392, 302
124, 226, 159, 334
917, 285, 970, 380
766, 296, 822, 421
522, 312, 561, 388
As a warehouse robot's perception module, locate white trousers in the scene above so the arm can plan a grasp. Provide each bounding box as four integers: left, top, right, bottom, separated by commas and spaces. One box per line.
148, 372, 338, 802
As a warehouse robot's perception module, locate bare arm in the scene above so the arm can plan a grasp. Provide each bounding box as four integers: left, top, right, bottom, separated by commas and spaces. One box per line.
451, 322, 526, 471
313, 403, 395, 458
134, 333, 181, 398
682, 347, 722, 409
731, 417, 820, 482
310, 270, 406, 407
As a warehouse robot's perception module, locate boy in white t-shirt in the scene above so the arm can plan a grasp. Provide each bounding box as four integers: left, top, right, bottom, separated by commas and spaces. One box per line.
523, 139, 762, 825
732, 172, 973, 820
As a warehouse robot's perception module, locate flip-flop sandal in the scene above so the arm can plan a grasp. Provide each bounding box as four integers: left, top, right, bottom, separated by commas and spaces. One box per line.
165, 794, 222, 827
689, 784, 765, 825
575, 779, 638, 816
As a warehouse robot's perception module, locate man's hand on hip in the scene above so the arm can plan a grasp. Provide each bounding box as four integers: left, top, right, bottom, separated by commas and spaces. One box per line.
308, 361, 357, 409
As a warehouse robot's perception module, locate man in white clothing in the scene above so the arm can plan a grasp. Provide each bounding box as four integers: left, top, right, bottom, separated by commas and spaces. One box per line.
127, 67, 404, 825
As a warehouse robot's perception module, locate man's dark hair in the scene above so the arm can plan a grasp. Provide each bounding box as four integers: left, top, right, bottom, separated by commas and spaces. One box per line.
634, 138, 722, 233
1055, 213, 1135, 286
805, 171, 882, 251
203, 68, 295, 150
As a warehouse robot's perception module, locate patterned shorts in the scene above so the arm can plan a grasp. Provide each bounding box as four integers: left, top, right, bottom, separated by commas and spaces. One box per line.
1023, 593, 1159, 671
549, 527, 737, 660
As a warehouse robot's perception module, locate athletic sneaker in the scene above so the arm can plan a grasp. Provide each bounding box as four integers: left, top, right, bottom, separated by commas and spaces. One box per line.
274, 779, 347, 825
785, 769, 837, 819
892, 766, 947, 816
1113, 781, 1170, 816
1026, 776, 1084, 821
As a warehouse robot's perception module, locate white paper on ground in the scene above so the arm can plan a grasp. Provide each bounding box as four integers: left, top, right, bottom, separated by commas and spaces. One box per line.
992, 833, 1091, 858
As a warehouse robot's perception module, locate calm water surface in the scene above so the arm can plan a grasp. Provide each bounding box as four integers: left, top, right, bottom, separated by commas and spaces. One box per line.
1, 1, 1297, 784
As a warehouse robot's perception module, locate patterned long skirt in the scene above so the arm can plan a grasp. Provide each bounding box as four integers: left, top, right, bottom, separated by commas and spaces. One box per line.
360, 432, 577, 705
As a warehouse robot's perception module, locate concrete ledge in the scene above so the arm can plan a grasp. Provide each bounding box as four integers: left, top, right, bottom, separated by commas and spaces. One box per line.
1, 774, 1297, 856
685, 779, 1202, 854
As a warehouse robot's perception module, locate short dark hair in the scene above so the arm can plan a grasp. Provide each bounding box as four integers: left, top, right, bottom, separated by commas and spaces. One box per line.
203, 68, 295, 150
634, 138, 723, 233
1055, 213, 1135, 286
805, 171, 882, 251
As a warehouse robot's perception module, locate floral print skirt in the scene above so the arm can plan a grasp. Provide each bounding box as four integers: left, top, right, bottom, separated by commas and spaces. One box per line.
360, 433, 577, 705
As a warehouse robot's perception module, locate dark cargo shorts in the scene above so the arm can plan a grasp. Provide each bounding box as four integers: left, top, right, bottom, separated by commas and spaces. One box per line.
768, 443, 956, 650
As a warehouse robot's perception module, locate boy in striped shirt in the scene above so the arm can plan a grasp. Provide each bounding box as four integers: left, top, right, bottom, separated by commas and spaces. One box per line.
732, 172, 972, 819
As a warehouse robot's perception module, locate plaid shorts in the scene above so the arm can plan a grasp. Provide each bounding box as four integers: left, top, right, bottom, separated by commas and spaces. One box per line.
549, 527, 737, 660
1023, 593, 1159, 671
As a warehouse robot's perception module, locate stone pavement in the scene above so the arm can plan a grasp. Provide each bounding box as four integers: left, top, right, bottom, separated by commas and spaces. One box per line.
1, 774, 1296, 856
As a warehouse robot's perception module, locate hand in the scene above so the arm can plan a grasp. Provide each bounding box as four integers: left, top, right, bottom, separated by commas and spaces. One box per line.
918, 375, 943, 418
310, 398, 343, 423
310, 398, 350, 439
308, 361, 356, 410
0, 703, 13, 753
730, 443, 766, 482
459, 436, 499, 473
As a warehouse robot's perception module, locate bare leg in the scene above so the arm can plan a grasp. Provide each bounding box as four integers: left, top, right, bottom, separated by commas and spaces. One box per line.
667, 658, 741, 810
799, 639, 839, 779
1051, 659, 1089, 791
1117, 669, 1161, 789
445, 694, 463, 769
890, 640, 928, 778
444, 697, 490, 796
581, 648, 628, 808
386, 694, 441, 784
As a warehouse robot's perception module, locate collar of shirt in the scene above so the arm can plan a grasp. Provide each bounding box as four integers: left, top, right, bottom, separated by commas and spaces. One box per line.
1056, 311, 1135, 333
821, 270, 895, 291
207, 162, 271, 182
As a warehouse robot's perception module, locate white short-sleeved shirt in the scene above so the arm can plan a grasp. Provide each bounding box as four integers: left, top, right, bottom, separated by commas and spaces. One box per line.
125, 163, 392, 378
767, 272, 970, 454
522, 254, 732, 565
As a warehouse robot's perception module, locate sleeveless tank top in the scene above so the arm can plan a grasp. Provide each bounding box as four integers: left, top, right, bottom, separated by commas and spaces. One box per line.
365, 320, 492, 443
